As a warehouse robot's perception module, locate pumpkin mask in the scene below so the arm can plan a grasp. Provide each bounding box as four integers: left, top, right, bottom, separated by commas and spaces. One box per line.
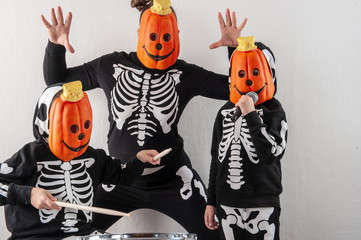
48, 81, 93, 162
229, 36, 276, 105
136, 0, 180, 70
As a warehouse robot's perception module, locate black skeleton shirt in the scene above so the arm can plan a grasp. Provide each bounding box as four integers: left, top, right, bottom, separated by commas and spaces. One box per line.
207, 99, 287, 208
43, 41, 229, 180
0, 85, 146, 240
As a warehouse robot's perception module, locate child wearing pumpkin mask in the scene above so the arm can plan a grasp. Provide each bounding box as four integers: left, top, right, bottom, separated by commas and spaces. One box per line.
0, 81, 161, 240
204, 37, 288, 240
40, 1, 246, 239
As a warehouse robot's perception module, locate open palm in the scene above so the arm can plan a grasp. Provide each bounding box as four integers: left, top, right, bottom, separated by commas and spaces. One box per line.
209, 9, 247, 49
41, 6, 74, 53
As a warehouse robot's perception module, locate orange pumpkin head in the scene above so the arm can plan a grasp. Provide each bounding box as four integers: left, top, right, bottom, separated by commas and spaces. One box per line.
136, 0, 180, 70
48, 81, 92, 162
229, 36, 275, 105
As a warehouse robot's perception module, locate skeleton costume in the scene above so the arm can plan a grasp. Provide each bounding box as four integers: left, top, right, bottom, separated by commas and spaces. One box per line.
43, 41, 229, 239
0, 84, 147, 240
207, 43, 288, 240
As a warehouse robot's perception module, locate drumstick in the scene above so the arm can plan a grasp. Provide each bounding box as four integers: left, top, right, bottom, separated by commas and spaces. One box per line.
154, 148, 172, 161
54, 201, 131, 217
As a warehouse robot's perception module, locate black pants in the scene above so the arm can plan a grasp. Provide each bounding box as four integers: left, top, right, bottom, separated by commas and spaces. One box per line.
216, 206, 280, 240
91, 163, 218, 240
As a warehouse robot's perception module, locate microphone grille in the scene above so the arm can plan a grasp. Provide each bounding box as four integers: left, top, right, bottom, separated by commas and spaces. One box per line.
246, 91, 259, 103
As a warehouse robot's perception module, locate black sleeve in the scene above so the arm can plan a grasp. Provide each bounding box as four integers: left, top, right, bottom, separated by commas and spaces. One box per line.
96, 150, 146, 186
0, 145, 37, 206
186, 63, 229, 100
207, 110, 223, 206
244, 100, 288, 165
228, 47, 236, 60
43, 41, 101, 91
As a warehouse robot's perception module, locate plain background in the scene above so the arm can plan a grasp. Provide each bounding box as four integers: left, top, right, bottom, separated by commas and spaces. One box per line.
0, 0, 361, 239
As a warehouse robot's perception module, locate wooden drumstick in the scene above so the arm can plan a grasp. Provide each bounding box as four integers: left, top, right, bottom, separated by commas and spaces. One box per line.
154, 148, 172, 161
54, 201, 131, 217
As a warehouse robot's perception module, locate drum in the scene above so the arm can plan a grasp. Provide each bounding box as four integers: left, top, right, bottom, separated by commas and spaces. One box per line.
77, 234, 122, 240
78, 233, 197, 240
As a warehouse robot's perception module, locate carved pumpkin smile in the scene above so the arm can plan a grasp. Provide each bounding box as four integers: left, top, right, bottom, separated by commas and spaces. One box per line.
143, 45, 174, 61
234, 84, 266, 96
61, 140, 90, 152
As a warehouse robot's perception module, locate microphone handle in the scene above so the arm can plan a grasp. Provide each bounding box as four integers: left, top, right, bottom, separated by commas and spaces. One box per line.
231, 108, 242, 122
231, 92, 258, 122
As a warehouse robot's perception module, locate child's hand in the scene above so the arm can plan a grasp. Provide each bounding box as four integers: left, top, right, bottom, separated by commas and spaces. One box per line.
136, 150, 161, 165
30, 187, 61, 210
204, 205, 219, 230
209, 8, 247, 49
236, 95, 255, 116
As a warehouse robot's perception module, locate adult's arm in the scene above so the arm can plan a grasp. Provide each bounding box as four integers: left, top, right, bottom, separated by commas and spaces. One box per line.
191, 9, 246, 100
43, 41, 100, 91
199, 70, 230, 100
195, 46, 236, 100
42, 7, 100, 91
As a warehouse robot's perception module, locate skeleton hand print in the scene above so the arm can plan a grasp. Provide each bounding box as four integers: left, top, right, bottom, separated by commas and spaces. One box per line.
36, 158, 95, 232
111, 64, 181, 146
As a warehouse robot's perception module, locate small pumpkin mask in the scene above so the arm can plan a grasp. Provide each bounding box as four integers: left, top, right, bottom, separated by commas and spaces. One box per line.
229, 36, 275, 105
48, 81, 92, 162
136, 0, 180, 70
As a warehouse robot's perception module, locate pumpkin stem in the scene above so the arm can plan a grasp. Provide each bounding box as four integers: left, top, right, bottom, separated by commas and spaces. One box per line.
236, 36, 257, 52
61, 81, 84, 102
151, 0, 172, 15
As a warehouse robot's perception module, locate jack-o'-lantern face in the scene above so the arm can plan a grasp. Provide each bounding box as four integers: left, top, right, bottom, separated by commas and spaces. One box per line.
230, 37, 275, 105
137, 9, 180, 70
48, 82, 92, 162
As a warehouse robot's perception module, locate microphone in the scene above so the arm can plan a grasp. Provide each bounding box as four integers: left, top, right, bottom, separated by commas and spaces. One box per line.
231, 92, 259, 122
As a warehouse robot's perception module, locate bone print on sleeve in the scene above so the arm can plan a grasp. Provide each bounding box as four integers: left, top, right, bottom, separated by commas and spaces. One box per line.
0, 143, 38, 206
244, 98, 287, 164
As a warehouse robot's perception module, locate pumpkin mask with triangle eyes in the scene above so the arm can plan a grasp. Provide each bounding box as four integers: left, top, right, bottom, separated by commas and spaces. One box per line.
229, 36, 276, 105
48, 81, 93, 162
137, 0, 180, 70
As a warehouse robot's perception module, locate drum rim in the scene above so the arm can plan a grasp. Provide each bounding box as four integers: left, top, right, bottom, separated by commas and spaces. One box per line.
121, 232, 197, 238
77, 232, 197, 239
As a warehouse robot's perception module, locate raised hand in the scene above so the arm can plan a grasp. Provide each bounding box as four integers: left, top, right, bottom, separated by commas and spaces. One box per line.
136, 149, 161, 165
209, 9, 247, 49
30, 187, 61, 210
41, 6, 74, 53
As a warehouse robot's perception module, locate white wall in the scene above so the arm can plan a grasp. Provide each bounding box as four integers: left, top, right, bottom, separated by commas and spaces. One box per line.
0, 0, 361, 239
